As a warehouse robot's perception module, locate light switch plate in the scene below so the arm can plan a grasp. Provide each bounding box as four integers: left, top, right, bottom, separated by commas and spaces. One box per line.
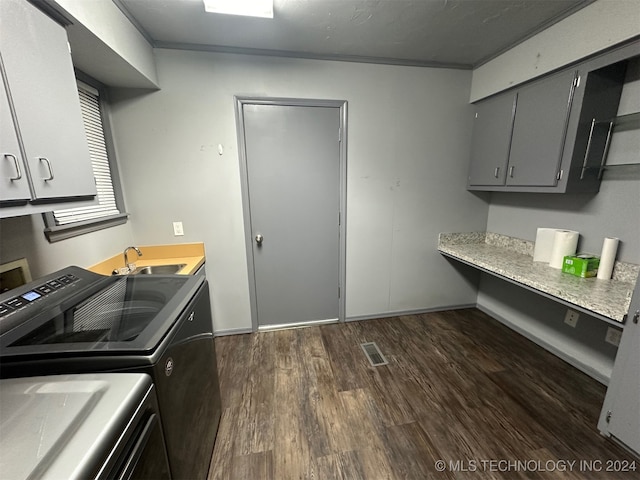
173, 222, 184, 236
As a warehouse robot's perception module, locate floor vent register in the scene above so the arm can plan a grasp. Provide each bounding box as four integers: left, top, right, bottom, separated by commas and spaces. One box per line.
360, 342, 389, 367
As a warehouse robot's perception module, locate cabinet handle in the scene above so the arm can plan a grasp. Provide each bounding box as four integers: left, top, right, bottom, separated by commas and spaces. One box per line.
38, 157, 54, 181
580, 118, 596, 180
597, 121, 614, 180
494, 167, 500, 178
4, 153, 22, 180
509, 165, 515, 178
557, 71, 579, 170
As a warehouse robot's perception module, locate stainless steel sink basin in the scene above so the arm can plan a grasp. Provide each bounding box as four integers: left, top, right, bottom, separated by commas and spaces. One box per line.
132, 264, 186, 275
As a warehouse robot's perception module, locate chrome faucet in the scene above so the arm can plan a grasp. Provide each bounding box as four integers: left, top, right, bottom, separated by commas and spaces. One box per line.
124, 246, 142, 272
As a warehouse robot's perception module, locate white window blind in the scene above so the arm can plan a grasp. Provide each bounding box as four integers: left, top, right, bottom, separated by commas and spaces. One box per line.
52, 82, 120, 225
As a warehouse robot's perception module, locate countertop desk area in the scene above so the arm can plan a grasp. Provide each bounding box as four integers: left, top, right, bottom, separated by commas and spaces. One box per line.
438, 232, 639, 326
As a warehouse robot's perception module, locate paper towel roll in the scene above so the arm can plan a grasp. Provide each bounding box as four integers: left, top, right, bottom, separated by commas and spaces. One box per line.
533, 228, 559, 263
549, 230, 579, 269
597, 237, 619, 280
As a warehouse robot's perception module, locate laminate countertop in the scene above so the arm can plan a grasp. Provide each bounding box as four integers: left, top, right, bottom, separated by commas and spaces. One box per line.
438, 232, 638, 324
88, 243, 205, 276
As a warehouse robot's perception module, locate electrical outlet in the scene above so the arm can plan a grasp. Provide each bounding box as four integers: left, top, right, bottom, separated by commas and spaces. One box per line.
605, 327, 622, 346
173, 221, 184, 236
564, 309, 579, 327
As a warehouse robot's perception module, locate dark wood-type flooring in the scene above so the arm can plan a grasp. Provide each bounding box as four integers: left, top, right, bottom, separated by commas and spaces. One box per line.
208, 309, 639, 479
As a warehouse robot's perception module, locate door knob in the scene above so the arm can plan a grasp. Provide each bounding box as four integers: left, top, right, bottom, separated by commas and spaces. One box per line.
255, 234, 264, 246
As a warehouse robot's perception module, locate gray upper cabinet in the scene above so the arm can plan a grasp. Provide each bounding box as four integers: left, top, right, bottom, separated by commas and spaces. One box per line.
468, 70, 577, 191
506, 70, 577, 187
598, 278, 640, 457
468, 40, 636, 193
0, 0, 96, 211
467, 92, 516, 186
0, 74, 30, 203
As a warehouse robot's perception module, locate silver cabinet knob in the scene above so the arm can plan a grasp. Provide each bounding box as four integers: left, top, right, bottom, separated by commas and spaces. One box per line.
255, 234, 263, 246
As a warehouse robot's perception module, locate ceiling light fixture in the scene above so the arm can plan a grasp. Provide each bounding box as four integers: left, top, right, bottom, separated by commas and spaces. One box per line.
203, 0, 274, 18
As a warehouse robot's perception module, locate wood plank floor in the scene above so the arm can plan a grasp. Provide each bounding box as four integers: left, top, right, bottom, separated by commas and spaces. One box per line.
208, 309, 639, 479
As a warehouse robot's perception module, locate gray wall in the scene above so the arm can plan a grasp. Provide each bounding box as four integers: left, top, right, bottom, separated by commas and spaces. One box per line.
477, 275, 619, 383
486, 177, 640, 263
0, 214, 134, 278
109, 49, 489, 333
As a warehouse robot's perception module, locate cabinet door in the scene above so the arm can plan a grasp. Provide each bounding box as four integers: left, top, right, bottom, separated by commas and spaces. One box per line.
0, 73, 31, 203
0, 0, 95, 201
468, 92, 516, 186
606, 281, 640, 454
506, 70, 577, 187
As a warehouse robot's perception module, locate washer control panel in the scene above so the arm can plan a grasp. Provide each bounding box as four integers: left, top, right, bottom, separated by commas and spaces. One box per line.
0, 273, 80, 318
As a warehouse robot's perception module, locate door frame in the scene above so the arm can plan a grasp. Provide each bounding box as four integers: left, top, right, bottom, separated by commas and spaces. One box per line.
234, 96, 348, 332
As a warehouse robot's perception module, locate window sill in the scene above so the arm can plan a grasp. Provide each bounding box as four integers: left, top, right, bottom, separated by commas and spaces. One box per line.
43, 212, 129, 243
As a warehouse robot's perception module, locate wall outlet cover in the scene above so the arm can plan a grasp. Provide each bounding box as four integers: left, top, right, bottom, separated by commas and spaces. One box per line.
605, 327, 622, 346
564, 309, 579, 327
173, 221, 184, 236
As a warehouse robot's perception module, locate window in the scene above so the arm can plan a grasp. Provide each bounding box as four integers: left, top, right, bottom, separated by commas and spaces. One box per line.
43, 75, 127, 242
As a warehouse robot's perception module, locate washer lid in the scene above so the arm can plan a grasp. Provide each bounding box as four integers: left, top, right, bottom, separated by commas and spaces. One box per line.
0, 273, 204, 356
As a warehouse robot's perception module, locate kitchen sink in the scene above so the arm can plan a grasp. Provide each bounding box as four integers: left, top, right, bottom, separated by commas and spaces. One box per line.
132, 264, 186, 275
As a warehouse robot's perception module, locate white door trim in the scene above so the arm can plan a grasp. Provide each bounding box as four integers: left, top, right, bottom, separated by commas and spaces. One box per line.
234, 96, 348, 332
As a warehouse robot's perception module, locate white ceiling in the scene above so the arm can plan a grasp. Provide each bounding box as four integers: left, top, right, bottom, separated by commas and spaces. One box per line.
116, 0, 594, 69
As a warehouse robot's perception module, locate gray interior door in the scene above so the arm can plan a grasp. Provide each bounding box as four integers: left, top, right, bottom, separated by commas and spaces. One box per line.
242, 104, 341, 328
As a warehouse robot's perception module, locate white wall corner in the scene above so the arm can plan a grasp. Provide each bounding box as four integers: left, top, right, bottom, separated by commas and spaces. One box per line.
470, 0, 640, 102
52, 0, 159, 89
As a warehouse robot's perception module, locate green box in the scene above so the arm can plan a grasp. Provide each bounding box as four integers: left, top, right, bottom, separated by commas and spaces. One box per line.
562, 255, 600, 278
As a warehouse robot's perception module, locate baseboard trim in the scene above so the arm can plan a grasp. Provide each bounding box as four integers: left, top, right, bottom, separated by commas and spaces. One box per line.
476, 303, 610, 386
212, 305, 476, 335
345, 304, 477, 323
258, 318, 339, 332
214, 327, 253, 337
